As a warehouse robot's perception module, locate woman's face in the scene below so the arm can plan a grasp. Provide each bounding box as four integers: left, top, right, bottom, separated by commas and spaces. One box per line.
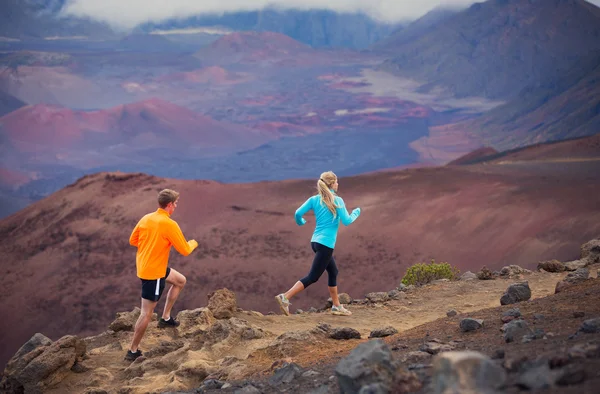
333, 179, 339, 192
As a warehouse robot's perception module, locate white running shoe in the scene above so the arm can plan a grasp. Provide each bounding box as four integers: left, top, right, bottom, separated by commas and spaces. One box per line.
331, 304, 352, 316
275, 294, 291, 316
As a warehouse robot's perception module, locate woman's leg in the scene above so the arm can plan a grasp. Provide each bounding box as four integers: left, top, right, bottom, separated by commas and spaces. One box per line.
326, 256, 340, 306
283, 242, 333, 300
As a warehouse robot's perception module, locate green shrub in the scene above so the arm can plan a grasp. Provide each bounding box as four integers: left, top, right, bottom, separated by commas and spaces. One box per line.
401, 259, 460, 287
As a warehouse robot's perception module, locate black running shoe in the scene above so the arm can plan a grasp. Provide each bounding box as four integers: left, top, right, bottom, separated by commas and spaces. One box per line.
124, 349, 142, 361
158, 317, 180, 328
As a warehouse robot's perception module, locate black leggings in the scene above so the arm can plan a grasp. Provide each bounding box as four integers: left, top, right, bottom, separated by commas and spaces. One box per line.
300, 242, 339, 288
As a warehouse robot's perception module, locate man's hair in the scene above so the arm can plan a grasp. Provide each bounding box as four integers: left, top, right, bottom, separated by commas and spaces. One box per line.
158, 189, 180, 208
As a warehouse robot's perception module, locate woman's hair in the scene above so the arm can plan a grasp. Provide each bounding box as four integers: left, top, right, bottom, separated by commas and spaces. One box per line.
317, 171, 339, 216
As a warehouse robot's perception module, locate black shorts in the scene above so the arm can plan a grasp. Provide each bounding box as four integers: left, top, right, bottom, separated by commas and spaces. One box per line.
140, 267, 171, 302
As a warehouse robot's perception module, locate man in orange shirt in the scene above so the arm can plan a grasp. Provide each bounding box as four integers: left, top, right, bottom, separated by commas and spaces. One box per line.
125, 189, 198, 361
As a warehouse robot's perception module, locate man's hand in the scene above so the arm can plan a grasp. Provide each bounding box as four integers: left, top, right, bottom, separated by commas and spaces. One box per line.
189, 239, 198, 249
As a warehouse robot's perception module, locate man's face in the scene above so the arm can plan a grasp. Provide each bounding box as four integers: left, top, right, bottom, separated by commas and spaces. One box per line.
166, 199, 178, 215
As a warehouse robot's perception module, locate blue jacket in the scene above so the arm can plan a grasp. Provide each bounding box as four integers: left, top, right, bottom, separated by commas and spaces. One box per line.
295, 193, 361, 249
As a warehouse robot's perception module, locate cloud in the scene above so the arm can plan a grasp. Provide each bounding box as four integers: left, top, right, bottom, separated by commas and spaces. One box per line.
62, 0, 600, 29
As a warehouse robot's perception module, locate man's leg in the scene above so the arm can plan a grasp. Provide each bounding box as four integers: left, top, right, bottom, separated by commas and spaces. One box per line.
129, 298, 158, 352
162, 268, 186, 320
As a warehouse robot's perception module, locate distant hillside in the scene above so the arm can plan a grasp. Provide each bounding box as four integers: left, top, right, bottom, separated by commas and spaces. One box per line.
139, 8, 398, 49
377, 0, 600, 99
450, 51, 600, 151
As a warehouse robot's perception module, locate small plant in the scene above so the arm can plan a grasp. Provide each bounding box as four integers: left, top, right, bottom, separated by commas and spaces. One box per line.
401, 259, 460, 287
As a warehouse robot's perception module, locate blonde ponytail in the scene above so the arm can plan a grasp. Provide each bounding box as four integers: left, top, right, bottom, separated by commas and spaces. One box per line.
317, 171, 339, 216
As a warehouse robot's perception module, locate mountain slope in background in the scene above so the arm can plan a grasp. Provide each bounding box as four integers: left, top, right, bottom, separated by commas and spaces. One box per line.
1, 135, 599, 369
139, 8, 398, 49
442, 51, 600, 151
377, 0, 600, 99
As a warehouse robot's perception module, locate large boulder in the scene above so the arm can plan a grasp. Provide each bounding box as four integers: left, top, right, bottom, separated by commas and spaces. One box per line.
431, 351, 506, 394
207, 288, 237, 319
500, 282, 531, 305
1, 335, 86, 394
335, 340, 396, 393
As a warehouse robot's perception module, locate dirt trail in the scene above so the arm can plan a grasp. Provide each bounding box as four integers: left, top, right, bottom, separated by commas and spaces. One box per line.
43, 268, 592, 394
244, 269, 572, 337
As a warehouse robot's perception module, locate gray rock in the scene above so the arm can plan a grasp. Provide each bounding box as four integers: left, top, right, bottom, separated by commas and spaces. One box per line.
503, 308, 521, 318
331, 327, 361, 340
556, 268, 590, 293
564, 259, 589, 271
556, 365, 587, 386
365, 292, 389, 303
503, 320, 533, 343
302, 370, 321, 378
397, 283, 408, 291
580, 318, 600, 334
358, 383, 389, 394
459, 271, 477, 281
516, 363, 557, 390
420, 342, 455, 355
459, 318, 484, 332
234, 385, 261, 394
387, 290, 405, 300
368, 326, 398, 338
446, 310, 458, 317
335, 340, 395, 394
269, 362, 302, 386
500, 282, 531, 305
431, 351, 506, 394
403, 351, 432, 364
202, 379, 225, 390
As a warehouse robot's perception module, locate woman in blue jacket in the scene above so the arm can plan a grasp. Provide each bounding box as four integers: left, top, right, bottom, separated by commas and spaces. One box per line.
275, 171, 361, 316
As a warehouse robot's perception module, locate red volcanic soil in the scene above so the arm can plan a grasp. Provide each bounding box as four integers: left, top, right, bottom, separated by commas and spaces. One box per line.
0, 98, 272, 155
0, 138, 599, 367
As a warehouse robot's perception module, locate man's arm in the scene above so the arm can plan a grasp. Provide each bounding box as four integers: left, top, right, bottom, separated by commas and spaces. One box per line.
336, 197, 361, 226
294, 197, 313, 226
129, 222, 140, 247
165, 220, 198, 256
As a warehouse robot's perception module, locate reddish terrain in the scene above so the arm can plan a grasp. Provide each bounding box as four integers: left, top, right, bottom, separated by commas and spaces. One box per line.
0, 98, 272, 159
0, 135, 599, 368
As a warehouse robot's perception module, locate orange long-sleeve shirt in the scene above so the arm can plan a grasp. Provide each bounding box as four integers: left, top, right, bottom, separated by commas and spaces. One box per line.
129, 208, 197, 280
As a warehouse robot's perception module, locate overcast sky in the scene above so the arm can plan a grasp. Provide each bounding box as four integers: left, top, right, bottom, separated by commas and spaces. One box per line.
63, 0, 600, 29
